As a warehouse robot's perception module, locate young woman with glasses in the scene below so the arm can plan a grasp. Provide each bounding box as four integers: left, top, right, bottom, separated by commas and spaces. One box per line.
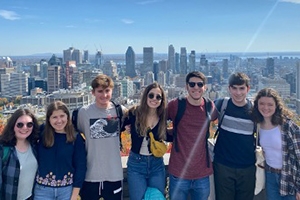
0, 108, 39, 200
122, 82, 167, 200
34, 101, 87, 200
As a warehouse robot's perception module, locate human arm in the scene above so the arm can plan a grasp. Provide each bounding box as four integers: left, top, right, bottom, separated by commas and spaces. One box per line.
296, 192, 300, 200
286, 120, 300, 194
72, 133, 87, 194
70, 187, 80, 200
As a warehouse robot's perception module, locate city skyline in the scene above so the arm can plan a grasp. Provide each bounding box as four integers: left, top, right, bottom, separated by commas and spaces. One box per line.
1, 0, 300, 56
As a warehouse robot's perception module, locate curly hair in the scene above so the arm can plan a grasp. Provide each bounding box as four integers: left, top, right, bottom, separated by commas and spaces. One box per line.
0, 108, 39, 146
252, 88, 294, 125
127, 82, 167, 140
43, 101, 75, 147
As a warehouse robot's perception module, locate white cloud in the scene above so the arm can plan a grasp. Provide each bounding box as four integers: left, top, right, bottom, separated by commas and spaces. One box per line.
137, 0, 162, 5
0, 10, 20, 20
122, 19, 134, 24
280, 0, 300, 4
66, 25, 76, 28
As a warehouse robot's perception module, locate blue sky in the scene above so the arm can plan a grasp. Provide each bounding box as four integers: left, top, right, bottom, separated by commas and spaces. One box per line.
1, 0, 300, 56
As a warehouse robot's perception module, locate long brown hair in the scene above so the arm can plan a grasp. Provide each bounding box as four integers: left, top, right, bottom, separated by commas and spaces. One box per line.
43, 101, 75, 147
252, 88, 294, 125
0, 108, 39, 146
132, 82, 167, 140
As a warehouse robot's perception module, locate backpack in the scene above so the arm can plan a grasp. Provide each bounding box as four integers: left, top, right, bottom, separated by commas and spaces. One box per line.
72, 100, 123, 132
1, 146, 11, 169
172, 96, 213, 167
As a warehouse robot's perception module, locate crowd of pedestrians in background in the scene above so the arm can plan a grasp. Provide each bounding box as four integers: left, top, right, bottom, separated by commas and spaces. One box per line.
1, 72, 299, 200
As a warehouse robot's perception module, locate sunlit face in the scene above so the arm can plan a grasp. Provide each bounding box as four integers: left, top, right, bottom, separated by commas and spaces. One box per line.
229, 84, 250, 106
14, 115, 34, 141
258, 97, 276, 120
49, 109, 68, 133
186, 77, 206, 101
147, 88, 162, 109
92, 86, 112, 108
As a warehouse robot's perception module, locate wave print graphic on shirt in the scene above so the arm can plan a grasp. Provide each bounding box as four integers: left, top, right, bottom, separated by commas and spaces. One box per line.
90, 117, 119, 139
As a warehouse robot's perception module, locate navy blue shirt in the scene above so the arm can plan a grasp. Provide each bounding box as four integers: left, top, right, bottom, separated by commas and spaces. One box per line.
36, 133, 86, 188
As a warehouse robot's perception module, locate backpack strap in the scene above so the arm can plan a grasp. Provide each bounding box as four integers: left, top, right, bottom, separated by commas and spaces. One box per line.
72, 106, 82, 132
111, 101, 124, 151
203, 97, 213, 168
173, 97, 186, 152
111, 101, 124, 133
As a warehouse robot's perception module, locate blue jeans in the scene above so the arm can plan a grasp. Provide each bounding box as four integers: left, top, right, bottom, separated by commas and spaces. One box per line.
127, 151, 165, 200
33, 184, 72, 200
169, 174, 210, 200
266, 171, 295, 200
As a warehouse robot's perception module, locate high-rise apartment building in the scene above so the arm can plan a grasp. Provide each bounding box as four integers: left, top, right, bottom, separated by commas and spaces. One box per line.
1, 72, 29, 96
47, 65, 61, 93
125, 46, 137, 78
0, 67, 15, 92
142, 47, 154, 76
180, 47, 187, 75
168, 44, 175, 72
65, 61, 77, 89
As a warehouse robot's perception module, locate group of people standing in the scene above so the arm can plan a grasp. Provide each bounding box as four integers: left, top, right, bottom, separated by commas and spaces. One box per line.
0, 71, 299, 200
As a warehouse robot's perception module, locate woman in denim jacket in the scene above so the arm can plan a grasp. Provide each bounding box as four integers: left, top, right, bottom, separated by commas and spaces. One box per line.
252, 88, 300, 200
0, 108, 39, 200
122, 82, 167, 200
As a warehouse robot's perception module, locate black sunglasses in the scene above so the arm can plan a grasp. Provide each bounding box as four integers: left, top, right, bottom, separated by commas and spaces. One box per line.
148, 93, 162, 101
16, 122, 34, 128
188, 82, 204, 88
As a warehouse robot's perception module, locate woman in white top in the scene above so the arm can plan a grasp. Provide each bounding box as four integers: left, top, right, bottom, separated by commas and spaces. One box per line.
252, 88, 300, 200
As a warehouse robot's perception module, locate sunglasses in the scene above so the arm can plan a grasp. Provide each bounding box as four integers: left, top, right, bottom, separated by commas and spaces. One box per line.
16, 122, 34, 128
188, 82, 204, 88
148, 93, 162, 101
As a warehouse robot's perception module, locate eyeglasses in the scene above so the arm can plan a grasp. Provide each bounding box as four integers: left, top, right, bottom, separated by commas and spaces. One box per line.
16, 122, 34, 128
148, 93, 162, 101
188, 82, 204, 88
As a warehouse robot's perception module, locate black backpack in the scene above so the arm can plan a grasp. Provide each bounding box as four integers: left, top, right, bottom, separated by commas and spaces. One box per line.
171, 97, 213, 167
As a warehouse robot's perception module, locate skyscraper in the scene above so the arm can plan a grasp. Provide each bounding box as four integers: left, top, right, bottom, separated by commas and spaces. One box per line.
180, 47, 187, 74
125, 46, 136, 78
83, 50, 89, 63
142, 47, 154, 76
47, 66, 61, 93
168, 44, 175, 72
266, 57, 275, 78
63, 47, 82, 64
95, 50, 102, 69
189, 50, 196, 72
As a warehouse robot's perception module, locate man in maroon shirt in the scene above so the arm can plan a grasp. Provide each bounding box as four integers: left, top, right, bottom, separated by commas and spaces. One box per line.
167, 71, 217, 200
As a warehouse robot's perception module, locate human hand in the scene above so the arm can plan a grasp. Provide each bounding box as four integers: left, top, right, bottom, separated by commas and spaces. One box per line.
296, 192, 300, 200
